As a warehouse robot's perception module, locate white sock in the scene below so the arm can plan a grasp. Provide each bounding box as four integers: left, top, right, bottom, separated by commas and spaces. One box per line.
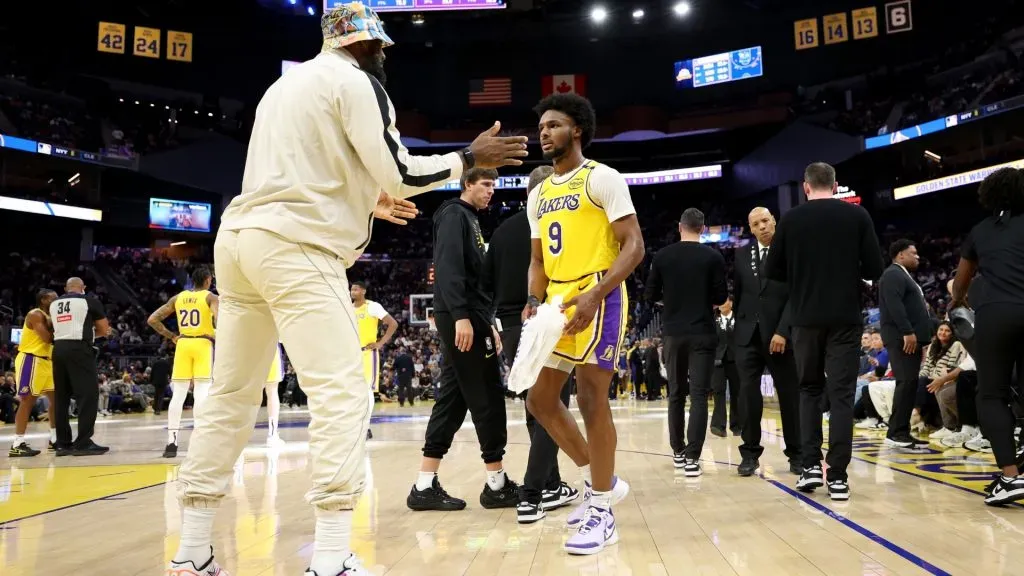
580, 464, 593, 486
174, 508, 216, 564
591, 490, 612, 510
267, 418, 278, 438
486, 468, 506, 491
49, 427, 56, 443
13, 435, 25, 447
309, 509, 353, 576
167, 380, 189, 444
416, 471, 437, 491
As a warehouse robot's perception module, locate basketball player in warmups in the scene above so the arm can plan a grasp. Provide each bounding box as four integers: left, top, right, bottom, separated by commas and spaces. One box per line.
523, 94, 645, 555
147, 267, 218, 458
350, 281, 397, 440
8, 290, 58, 457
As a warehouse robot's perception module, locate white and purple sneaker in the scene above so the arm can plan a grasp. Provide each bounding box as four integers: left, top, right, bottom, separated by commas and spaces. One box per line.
566, 476, 630, 529
564, 506, 618, 555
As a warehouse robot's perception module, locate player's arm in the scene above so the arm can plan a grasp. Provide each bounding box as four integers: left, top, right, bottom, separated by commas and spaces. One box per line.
710, 251, 728, 306
367, 302, 398, 350
643, 256, 662, 304
524, 185, 549, 320
147, 295, 179, 341
207, 292, 219, 328
339, 73, 464, 200
89, 296, 111, 338
25, 309, 52, 344
563, 167, 645, 335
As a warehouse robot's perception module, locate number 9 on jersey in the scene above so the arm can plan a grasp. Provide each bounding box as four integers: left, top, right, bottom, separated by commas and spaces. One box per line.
548, 221, 562, 255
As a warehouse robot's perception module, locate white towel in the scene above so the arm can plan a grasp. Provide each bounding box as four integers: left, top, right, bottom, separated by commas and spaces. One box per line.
508, 296, 567, 393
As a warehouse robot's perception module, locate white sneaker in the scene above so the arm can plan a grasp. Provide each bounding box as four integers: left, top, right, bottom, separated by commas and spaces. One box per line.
855, 418, 881, 430
929, 428, 955, 440
964, 434, 993, 453
941, 426, 979, 448
165, 548, 228, 575
304, 553, 368, 575
566, 476, 630, 529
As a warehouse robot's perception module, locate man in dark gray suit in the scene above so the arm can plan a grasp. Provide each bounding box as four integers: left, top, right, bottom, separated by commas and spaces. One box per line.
878, 239, 933, 449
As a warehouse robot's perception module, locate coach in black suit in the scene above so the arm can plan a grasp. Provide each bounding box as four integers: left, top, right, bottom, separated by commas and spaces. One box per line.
711, 297, 741, 437
878, 239, 933, 449
733, 207, 802, 476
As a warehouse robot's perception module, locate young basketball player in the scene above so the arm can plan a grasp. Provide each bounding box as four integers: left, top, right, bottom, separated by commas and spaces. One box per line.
8, 290, 58, 457
523, 93, 645, 555
147, 266, 218, 458
350, 281, 397, 439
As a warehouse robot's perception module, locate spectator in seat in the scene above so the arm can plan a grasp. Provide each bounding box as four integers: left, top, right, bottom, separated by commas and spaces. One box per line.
913, 322, 965, 432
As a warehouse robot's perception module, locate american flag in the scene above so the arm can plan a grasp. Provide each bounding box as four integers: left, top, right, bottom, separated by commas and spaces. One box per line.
469, 78, 512, 106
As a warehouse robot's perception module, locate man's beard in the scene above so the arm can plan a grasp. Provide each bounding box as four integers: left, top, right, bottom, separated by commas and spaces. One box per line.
365, 61, 387, 86
542, 143, 569, 161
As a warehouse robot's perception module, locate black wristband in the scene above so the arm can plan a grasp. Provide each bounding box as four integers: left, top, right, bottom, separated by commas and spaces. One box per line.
528, 296, 541, 308
460, 147, 475, 169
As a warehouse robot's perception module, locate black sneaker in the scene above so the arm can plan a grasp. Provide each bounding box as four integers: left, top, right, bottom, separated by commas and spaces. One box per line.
72, 441, 109, 456
541, 481, 579, 510
407, 476, 466, 511
984, 475, 1024, 506
827, 479, 850, 501
672, 452, 685, 469
48, 441, 56, 452
737, 457, 759, 477
55, 444, 74, 457
984, 474, 1001, 495
480, 475, 519, 509
797, 465, 824, 492
1015, 446, 1024, 475
516, 500, 546, 524
682, 458, 702, 477
162, 443, 178, 458
789, 461, 803, 476
710, 427, 726, 438
9, 442, 41, 457
366, 429, 373, 440
884, 435, 929, 451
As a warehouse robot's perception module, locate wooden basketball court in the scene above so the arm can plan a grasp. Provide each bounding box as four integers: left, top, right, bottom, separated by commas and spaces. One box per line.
1, 400, 1019, 575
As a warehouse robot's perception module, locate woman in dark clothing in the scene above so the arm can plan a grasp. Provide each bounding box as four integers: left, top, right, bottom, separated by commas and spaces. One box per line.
951, 167, 1024, 506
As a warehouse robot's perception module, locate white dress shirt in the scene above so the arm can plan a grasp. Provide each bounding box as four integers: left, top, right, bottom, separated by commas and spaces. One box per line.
221, 49, 463, 266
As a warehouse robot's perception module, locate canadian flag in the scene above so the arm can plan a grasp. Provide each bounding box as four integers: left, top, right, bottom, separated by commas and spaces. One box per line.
541, 74, 587, 97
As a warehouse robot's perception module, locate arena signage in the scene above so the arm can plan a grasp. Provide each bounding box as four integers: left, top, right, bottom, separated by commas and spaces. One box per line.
893, 158, 1024, 200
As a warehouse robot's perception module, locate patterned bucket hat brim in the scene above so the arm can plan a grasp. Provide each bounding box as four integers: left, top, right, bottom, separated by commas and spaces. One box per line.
321, 2, 395, 50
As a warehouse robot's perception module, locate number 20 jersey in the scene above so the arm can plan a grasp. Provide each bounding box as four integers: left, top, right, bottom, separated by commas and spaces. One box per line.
175, 289, 216, 338
532, 160, 622, 283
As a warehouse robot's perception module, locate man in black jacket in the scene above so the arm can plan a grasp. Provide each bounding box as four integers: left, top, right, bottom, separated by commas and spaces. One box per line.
878, 239, 932, 449
482, 165, 580, 524
733, 207, 801, 477
645, 207, 728, 476
410, 167, 519, 512
711, 296, 741, 437
643, 340, 667, 401
764, 162, 885, 501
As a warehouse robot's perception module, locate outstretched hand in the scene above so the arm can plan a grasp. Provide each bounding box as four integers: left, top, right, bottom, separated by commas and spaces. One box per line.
374, 191, 418, 225
469, 121, 529, 168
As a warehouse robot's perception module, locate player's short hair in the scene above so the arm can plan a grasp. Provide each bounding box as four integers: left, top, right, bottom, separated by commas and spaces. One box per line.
978, 167, 1024, 214
527, 165, 555, 193
191, 266, 212, 288
533, 93, 597, 149
679, 207, 705, 233
36, 289, 57, 307
804, 162, 836, 192
462, 168, 499, 190
352, 281, 367, 290
889, 238, 915, 260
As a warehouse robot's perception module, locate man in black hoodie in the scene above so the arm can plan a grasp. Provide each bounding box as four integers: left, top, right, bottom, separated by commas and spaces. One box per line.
408, 167, 519, 512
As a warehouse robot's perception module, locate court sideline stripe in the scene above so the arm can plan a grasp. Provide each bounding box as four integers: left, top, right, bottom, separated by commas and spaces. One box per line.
0, 479, 169, 526
614, 447, 952, 576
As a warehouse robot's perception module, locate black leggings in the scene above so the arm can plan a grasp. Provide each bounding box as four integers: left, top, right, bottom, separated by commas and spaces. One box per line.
915, 375, 942, 429
974, 304, 1024, 468
955, 370, 979, 427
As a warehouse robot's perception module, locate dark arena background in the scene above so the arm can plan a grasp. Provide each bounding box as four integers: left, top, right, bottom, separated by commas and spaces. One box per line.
1, 0, 1024, 574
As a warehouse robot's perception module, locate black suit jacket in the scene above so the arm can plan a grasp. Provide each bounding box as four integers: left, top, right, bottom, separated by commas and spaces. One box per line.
644, 346, 666, 389
715, 315, 736, 362
878, 264, 933, 347
732, 242, 794, 347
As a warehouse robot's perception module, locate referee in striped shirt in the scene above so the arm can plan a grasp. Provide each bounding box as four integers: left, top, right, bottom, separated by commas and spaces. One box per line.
50, 277, 110, 456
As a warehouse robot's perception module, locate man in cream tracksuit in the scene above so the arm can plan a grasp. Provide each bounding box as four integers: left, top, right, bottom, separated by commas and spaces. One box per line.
166, 4, 528, 576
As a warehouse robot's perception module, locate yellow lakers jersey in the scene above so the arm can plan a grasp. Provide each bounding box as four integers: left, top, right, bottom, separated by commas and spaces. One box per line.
535, 160, 620, 282
175, 290, 216, 338
18, 308, 52, 357
355, 300, 383, 347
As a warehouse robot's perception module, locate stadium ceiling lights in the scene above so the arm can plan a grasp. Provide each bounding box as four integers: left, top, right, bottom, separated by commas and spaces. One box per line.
590, 6, 609, 24
632, 8, 645, 20
673, 2, 691, 17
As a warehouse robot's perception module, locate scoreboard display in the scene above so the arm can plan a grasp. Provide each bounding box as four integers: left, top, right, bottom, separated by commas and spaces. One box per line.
674, 46, 763, 89
324, 0, 505, 12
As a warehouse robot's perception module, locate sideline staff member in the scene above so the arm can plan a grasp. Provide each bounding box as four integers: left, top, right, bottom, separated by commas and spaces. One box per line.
409, 167, 519, 512
50, 276, 110, 456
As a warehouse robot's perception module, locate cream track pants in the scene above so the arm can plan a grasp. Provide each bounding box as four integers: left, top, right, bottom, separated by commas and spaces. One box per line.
178, 228, 371, 511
